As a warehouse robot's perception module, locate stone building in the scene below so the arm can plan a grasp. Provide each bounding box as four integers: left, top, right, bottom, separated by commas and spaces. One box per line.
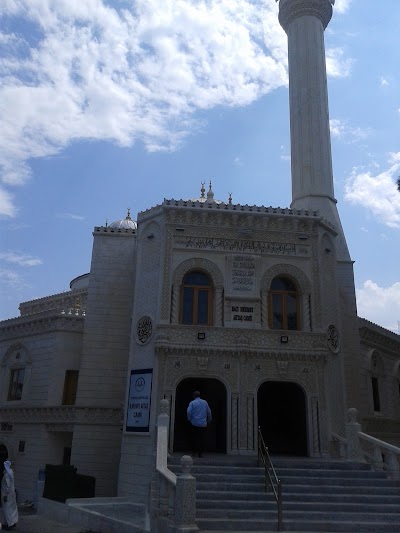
0, 0, 399, 507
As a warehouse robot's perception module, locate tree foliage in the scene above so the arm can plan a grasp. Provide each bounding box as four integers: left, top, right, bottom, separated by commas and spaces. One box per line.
397, 177, 400, 192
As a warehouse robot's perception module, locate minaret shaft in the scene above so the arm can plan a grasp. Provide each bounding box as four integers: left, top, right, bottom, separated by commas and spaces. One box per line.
279, 0, 350, 260
287, 14, 334, 204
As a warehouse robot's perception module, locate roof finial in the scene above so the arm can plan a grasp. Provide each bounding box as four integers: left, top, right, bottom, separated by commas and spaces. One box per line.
228, 192, 232, 205
200, 181, 205, 198
207, 180, 214, 201
105, 218, 108, 228
126, 208, 131, 220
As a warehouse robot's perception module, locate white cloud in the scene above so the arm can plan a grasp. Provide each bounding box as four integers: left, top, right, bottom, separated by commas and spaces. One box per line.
0, 0, 287, 210
0, 0, 354, 217
330, 119, 371, 143
0, 251, 43, 267
334, 0, 352, 15
326, 48, 353, 78
0, 269, 27, 290
344, 154, 400, 228
380, 77, 389, 87
56, 213, 86, 221
0, 187, 16, 217
356, 280, 400, 334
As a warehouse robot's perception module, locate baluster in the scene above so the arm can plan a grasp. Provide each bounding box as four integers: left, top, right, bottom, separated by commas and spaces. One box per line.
372, 446, 384, 471
159, 476, 169, 516
175, 455, 197, 531
387, 451, 400, 480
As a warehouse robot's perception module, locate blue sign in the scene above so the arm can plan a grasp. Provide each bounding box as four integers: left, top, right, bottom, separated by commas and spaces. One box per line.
126, 368, 153, 432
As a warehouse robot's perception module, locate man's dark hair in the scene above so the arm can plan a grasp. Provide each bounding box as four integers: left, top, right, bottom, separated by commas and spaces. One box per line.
193, 390, 200, 398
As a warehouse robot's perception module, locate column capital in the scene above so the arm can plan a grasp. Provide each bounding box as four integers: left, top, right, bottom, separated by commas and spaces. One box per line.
279, 0, 333, 32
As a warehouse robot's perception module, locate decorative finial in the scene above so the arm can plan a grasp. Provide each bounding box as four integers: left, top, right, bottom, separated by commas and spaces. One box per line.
200, 181, 205, 198
105, 219, 108, 228
207, 181, 214, 201
228, 192, 232, 205
126, 208, 131, 220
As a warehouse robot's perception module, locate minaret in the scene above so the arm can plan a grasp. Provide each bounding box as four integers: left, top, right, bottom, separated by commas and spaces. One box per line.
278, 0, 349, 260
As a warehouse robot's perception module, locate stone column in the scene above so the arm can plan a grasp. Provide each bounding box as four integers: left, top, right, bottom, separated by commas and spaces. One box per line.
215, 287, 223, 326
171, 284, 180, 324
261, 289, 269, 328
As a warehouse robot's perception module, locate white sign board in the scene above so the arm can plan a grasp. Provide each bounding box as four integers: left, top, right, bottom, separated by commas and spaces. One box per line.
126, 368, 153, 432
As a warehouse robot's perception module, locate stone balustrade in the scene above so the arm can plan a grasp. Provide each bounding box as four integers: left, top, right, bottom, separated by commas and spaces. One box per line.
336, 408, 400, 480
154, 399, 198, 532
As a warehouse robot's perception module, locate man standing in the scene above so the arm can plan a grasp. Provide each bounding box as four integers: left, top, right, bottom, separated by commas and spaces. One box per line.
1, 460, 18, 531
187, 391, 212, 458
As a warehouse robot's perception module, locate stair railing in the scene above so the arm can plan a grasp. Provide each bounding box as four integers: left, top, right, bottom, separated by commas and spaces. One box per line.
333, 408, 400, 481
258, 426, 283, 531
154, 399, 198, 532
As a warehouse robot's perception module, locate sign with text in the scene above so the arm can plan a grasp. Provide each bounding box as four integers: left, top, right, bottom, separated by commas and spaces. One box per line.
231, 304, 255, 323
126, 368, 153, 432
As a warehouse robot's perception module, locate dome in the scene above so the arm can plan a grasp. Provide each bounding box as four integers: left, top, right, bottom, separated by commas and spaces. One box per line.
109, 209, 137, 230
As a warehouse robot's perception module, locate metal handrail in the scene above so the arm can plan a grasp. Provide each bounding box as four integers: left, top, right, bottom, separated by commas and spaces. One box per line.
258, 426, 283, 531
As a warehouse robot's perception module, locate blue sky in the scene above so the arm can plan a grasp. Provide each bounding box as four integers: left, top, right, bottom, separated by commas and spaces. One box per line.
0, 0, 399, 333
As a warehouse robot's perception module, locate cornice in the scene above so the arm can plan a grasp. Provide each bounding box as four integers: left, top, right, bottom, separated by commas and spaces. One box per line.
138, 199, 337, 234
0, 314, 84, 340
93, 226, 136, 236
359, 318, 400, 354
0, 406, 122, 426
18, 288, 87, 318
155, 325, 328, 359
279, 0, 333, 32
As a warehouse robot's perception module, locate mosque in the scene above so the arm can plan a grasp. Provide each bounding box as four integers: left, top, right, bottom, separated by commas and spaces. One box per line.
0, 0, 399, 510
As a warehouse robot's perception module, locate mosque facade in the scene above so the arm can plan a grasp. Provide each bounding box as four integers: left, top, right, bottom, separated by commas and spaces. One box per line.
1, 0, 400, 505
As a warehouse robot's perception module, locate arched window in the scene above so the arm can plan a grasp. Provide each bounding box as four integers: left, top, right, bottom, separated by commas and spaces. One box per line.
269, 276, 299, 330
180, 271, 213, 325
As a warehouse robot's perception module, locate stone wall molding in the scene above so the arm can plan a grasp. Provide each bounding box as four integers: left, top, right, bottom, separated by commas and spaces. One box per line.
0, 315, 84, 339
0, 406, 122, 426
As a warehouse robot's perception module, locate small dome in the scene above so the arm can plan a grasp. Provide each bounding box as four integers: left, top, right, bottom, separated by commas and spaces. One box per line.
109, 208, 137, 230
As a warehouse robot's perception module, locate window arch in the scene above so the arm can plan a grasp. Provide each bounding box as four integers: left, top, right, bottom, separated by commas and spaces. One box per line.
180, 271, 213, 325
367, 349, 385, 414
269, 276, 299, 330
1, 343, 32, 403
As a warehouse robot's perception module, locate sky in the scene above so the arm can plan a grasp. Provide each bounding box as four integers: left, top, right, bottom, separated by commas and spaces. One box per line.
0, 0, 399, 333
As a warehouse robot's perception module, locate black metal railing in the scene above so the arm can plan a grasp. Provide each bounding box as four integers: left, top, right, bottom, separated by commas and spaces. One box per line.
258, 426, 283, 531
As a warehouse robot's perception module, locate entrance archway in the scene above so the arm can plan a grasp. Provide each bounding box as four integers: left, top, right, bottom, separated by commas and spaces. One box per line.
0, 444, 9, 464
174, 378, 227, 453
257, 381, 308, 456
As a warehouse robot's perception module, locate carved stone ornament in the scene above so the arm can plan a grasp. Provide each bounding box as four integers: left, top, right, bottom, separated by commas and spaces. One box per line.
197, 357, 209, 371
279, 0, 333, 32
327, 324, 340, 354
137, 315, 153, 344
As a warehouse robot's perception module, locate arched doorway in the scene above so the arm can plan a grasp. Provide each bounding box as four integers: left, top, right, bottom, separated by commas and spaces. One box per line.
0, 444, 9, 464
174, 378, 227, 453
257, 381, 308, 456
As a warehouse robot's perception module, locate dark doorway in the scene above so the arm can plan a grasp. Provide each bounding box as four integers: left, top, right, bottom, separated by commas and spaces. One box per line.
0, 444, 8, 464
174, 378, 227, 453
257, 381, 308, 456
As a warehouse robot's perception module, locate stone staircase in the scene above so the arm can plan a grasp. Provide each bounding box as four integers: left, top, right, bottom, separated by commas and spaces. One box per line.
168, 455, 400, 532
